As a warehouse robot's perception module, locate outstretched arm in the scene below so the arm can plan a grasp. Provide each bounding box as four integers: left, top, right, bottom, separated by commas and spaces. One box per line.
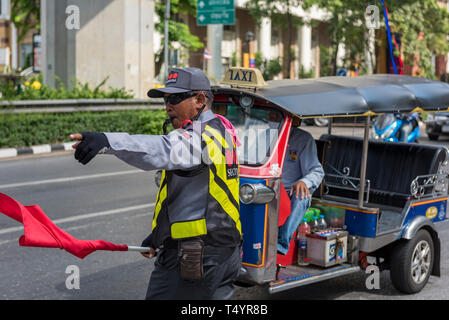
70, 129, 203, 171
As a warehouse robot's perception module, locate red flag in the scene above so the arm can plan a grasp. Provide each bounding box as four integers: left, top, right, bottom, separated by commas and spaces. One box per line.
0, 193, 128, 259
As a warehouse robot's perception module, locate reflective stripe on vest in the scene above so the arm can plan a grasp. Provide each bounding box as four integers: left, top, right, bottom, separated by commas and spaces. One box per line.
202, 126, 241, 235
171, 219, 207, 239
152, 120, 241, 242
152, 170, 167, 231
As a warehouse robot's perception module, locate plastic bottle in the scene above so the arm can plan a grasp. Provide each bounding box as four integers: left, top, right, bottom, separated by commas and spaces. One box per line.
297, 218, 310, 266
317, 215, 328, 231
310, 216, 320, 233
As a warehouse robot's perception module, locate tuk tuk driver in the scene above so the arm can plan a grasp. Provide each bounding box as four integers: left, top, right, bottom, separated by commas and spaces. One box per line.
278, 118, 325, 255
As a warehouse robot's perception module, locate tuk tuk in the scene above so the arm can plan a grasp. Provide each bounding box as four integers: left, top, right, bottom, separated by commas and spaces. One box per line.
211, 67, 449, 294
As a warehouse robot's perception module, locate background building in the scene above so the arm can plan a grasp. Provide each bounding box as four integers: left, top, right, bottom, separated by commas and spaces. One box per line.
0, 0, 39, 72
185, 2, 330, 80
5, 0, 449, 97
41, 0, 155, 98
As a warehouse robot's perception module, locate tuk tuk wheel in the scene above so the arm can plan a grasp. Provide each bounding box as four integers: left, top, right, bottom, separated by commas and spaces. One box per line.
390, 229, 434, 294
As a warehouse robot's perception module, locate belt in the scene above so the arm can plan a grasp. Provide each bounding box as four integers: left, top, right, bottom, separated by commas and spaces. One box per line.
162, 238, 239, 253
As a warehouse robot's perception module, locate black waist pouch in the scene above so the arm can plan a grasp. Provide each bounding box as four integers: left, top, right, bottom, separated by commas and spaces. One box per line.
178, 239, 204, 281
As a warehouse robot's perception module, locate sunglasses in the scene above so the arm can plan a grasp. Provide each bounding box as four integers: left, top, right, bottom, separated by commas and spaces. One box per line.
164, 92, 198, 105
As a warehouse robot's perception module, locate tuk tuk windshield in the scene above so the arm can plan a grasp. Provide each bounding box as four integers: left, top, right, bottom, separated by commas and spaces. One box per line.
213, 103, 283, 166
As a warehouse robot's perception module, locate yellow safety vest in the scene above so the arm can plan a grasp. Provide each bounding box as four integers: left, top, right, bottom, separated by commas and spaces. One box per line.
151, 117, 241, 248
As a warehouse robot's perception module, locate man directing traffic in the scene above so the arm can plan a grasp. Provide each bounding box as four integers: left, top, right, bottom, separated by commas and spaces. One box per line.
70, 68, 242, 300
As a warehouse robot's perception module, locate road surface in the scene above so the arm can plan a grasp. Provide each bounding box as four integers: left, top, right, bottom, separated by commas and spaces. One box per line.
0, 126, 448, 300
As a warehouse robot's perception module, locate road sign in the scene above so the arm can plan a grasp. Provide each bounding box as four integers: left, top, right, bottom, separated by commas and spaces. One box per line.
197, 0, 235, 25
337, 69, 347, 77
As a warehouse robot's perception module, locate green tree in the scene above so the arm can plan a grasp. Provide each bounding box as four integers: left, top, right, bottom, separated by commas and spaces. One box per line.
246, 0, 303, 78
307, 0, 449, 78
265, 58, 282, 80
11, 0, 40, 44
303, 0, 367, 76
154, 0, 204, 74
254, 51, 281, 80
386, 0, 449, 78
319, 45, 332, 77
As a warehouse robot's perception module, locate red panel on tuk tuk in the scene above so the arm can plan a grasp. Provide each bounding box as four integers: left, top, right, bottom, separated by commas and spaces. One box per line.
213, 94, 231, 103
239, 116, 292, 179
278, 182, 291, 227
277, 182, 297, 265
277, 233, 298, 266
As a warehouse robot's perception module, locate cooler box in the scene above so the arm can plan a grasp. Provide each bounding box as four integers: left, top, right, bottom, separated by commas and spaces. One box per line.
306, 229, 348, 267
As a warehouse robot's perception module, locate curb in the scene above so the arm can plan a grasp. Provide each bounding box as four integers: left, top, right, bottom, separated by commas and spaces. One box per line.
0, 142, 74, 159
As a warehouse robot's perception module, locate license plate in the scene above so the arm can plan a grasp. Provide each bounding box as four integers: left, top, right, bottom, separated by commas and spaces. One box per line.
442, 125, 449, 132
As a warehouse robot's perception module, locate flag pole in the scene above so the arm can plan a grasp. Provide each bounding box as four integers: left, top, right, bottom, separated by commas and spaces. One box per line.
128, 246, 151, 252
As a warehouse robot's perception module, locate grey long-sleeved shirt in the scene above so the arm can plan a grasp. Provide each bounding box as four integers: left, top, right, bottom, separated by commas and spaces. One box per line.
281, 127, 325, 192
103, 110, 217, 171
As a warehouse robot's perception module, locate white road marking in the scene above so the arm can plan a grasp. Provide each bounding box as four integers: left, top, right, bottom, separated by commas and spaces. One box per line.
0, 169, 143, 189
0, 239, 16, 246
0, 202, 154, 236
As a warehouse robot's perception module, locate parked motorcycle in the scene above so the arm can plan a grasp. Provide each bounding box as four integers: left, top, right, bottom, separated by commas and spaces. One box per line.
372, 113, 420, 143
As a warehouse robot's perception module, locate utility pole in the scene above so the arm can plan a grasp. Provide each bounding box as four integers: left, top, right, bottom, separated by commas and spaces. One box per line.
207, 24, 223, 81
164, 0, 170, 81
198, 0, 234, 81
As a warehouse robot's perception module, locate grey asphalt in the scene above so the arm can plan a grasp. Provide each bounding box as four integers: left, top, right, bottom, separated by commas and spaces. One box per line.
0, 126, 449, 300
0, 153, 158, 299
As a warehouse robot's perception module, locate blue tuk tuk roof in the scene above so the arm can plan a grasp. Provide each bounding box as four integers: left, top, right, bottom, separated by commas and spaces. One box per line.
218, 74, 449, 118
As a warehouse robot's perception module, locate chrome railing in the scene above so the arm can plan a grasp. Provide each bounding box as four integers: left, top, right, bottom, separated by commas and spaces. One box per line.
323, 166, 371, 204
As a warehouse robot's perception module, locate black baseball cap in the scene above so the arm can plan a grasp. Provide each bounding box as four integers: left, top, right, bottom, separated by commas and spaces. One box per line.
147, 67, 211, 98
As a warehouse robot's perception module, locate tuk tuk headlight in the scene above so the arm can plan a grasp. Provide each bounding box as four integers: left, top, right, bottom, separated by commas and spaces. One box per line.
240, 95, 254, 109
239, 183, 275, 204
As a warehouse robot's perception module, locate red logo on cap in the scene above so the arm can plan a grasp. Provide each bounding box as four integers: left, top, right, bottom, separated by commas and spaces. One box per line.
167, 73, 178, 81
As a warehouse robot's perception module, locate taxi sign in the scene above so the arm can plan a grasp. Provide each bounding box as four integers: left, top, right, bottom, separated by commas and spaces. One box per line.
221, 67, 267, 88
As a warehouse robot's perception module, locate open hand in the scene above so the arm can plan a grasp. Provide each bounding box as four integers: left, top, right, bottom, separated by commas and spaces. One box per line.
289, 180, 310, 200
